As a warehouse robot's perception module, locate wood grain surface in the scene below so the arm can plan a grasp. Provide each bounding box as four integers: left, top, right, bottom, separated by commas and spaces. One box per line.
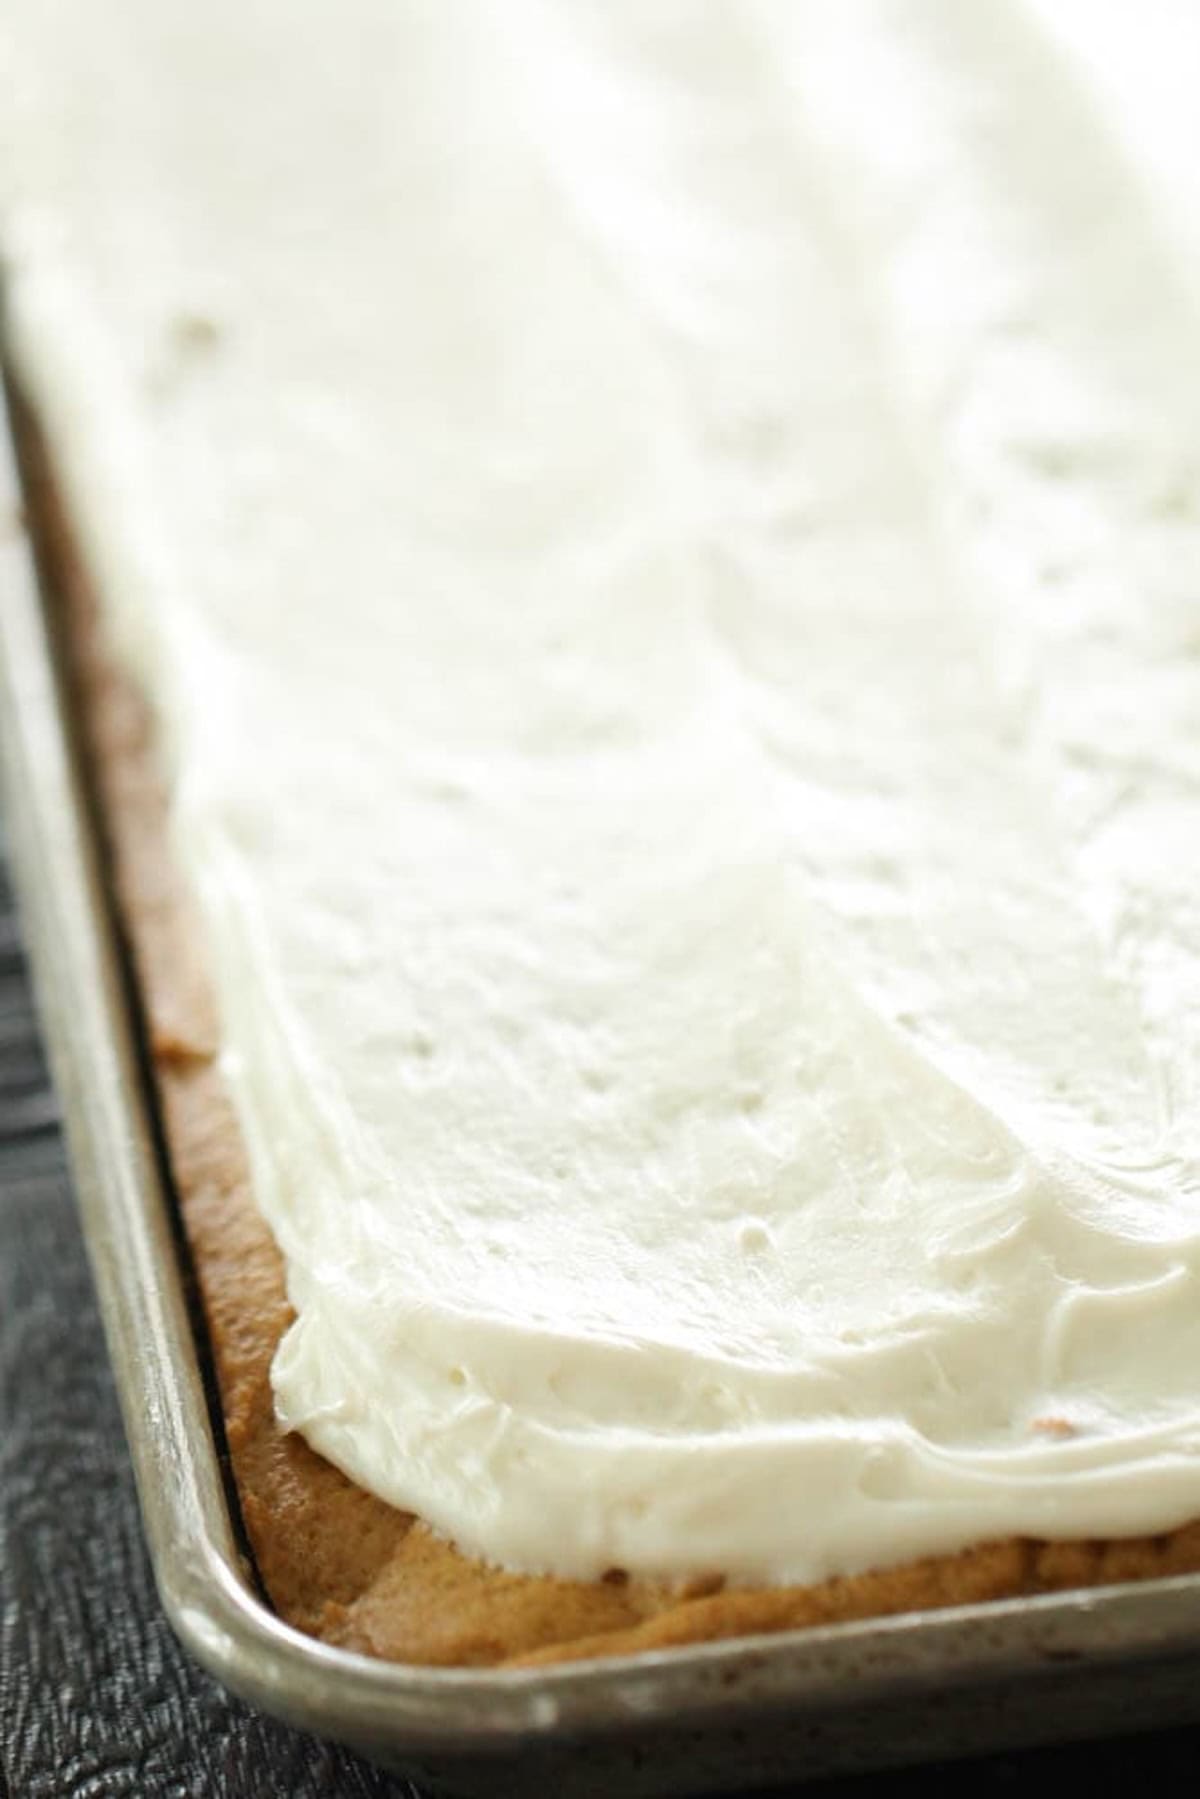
2, 831, 1200, 1796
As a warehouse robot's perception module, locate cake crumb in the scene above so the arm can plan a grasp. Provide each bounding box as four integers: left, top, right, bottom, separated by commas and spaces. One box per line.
1032, 1416, 1078, 1439
172, 310, 222, 353
676, 1571, 726, 1602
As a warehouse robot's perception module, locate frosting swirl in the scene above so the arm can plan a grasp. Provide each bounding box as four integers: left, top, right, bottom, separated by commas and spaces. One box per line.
5, 0, 1200, 1582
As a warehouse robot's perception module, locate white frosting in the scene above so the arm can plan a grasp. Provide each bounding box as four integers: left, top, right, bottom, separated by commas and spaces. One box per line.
5, 0, 1200, 1585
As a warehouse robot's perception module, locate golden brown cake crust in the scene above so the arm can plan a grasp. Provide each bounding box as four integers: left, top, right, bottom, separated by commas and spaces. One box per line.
22, 414, 1200, 1669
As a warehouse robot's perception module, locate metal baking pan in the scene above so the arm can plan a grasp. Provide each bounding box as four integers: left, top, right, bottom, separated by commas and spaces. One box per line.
3, 365, 1200, 1798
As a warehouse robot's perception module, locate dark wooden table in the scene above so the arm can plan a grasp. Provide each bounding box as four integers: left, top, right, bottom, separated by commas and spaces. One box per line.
2, 839, 1198, 1798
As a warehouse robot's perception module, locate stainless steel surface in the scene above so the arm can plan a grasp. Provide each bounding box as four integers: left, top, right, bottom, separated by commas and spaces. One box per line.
3, 368, 1200, 1795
